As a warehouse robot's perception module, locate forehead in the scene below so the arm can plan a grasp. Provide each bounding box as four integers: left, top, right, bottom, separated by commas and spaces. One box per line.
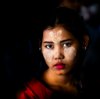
42, 26, 75, 40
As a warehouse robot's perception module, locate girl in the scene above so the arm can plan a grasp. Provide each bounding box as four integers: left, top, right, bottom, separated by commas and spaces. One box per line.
17, 7, 90, 99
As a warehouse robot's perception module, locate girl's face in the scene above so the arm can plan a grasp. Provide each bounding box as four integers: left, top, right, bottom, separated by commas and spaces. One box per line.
41, 26, 80, 75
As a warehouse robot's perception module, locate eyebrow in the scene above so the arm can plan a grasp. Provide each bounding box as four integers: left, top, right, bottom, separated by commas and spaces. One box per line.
60, 39, 72, 43
43, 39, 72, 44
43, 41, 53, 43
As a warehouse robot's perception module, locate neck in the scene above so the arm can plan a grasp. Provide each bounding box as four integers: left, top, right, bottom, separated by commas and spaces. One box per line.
42, 69, 79, 94
42, 69, 72, 86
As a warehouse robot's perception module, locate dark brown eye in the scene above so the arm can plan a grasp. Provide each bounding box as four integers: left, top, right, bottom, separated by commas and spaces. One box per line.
63, 41, 72, 48
45, 44, 53, 49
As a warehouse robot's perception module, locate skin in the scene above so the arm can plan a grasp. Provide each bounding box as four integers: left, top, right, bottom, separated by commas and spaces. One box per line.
41, 26, 80, 76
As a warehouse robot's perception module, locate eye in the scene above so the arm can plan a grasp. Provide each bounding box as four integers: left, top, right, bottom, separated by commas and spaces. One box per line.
63, 42, 72, 48
45, 44, 53, 49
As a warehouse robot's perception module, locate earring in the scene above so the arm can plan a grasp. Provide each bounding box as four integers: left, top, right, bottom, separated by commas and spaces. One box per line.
39, 48, 41, 51
84, 47, 86, 50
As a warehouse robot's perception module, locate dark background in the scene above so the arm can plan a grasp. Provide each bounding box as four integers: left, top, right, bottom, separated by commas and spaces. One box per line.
2, 0, 100, 98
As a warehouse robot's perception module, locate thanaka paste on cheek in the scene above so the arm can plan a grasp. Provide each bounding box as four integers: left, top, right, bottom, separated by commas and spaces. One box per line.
64, 46, 77, 61
42, 50, 53, 63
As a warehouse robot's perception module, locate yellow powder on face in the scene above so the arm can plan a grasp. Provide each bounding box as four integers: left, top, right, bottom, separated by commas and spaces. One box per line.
49, 29, 64, 44
42, 49, 53, 63
64, 46, 77, 61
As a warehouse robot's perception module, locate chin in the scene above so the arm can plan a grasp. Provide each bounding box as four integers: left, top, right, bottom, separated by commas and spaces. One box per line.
56, 70, 68, 75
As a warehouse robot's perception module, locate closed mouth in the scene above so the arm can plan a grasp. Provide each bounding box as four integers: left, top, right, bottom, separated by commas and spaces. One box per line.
54, 63, 65, 69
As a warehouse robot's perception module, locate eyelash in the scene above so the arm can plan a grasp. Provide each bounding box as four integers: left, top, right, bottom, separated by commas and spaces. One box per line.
45, 45, 53, 49
63, 42, 72, 48
44, 42, 72, 49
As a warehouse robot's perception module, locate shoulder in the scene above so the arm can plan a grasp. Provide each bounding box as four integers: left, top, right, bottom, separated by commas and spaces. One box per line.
17, 78, 52, 99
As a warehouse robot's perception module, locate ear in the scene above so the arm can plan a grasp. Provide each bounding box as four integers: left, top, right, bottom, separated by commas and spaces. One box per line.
82, 35, 89, 49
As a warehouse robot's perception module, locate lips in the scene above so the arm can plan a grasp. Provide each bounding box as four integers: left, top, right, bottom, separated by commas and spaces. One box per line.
54, 63, 65, 69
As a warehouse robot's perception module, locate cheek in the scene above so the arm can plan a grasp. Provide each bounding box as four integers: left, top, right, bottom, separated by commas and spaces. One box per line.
64, 47, 77, 61
42, 50, 53, 63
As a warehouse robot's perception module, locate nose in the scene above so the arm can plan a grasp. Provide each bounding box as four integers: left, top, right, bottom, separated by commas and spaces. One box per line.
54, 46, 64, 60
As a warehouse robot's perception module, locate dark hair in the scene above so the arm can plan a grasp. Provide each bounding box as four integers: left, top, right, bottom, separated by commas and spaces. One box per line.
38, 7, 89, 43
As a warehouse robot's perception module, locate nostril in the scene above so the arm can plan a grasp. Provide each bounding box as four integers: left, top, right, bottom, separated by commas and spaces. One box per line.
54, 54, 64, 60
